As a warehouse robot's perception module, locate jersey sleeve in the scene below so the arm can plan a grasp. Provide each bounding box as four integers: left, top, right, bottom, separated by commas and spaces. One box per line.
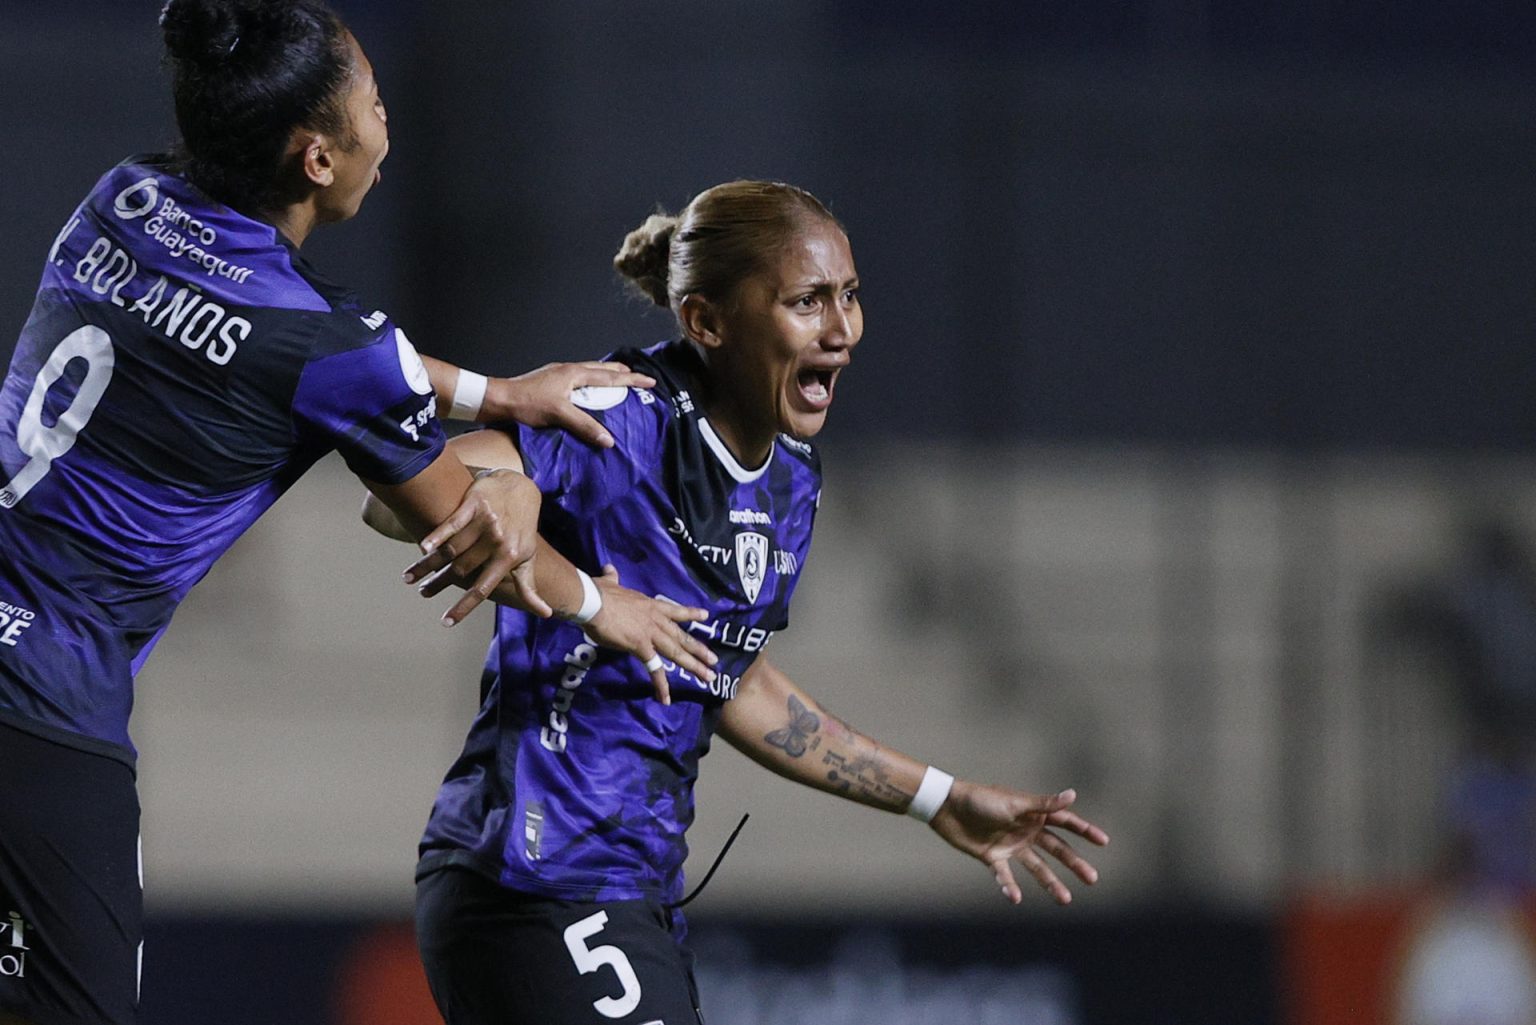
291, 324, 445, 484
511, 385, 667, 516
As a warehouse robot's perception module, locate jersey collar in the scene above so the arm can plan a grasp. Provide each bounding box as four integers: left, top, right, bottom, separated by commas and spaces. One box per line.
697, 418, 772, 483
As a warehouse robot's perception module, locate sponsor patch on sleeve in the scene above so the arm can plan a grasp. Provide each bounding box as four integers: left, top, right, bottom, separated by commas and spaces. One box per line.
570, 385, 629, 411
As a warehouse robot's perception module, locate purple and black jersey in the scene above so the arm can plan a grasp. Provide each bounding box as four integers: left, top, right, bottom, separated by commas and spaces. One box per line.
0, 156, 444, 761
419, 340, 822, 905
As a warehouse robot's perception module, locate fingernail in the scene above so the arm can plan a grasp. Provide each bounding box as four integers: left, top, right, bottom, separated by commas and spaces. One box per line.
403, 571, 416, 583
420, 541, 436, 555
441, 616, 456, 627
598, 433, 613, 447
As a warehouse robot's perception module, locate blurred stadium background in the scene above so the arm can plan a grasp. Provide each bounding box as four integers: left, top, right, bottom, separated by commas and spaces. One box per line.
5, 2, 1536, 1022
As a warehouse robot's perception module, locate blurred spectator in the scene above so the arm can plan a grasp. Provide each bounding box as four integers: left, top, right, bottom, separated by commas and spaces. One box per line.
1380, 519, 1536, 895
1372, 519, 1536, 1025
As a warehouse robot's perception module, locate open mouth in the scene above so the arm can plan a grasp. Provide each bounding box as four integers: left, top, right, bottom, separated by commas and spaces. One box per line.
795, 367, 836, 410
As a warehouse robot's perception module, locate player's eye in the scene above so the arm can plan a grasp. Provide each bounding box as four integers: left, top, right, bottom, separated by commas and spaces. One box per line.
841, 288, 859, 305
794, 294, 818, 309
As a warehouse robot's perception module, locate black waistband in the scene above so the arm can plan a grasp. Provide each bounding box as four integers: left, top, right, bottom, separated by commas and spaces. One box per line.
0, 708, 137, 774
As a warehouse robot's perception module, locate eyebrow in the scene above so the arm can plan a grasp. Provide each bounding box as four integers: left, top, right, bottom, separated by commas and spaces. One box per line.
786, 275, 859, 293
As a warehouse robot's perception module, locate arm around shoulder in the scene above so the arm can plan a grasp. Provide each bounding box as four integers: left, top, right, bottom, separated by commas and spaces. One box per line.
420, 353, 657, 449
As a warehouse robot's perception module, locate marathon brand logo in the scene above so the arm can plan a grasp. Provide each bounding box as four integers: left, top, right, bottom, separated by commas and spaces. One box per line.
0, 601, 36, 648
728, 508, 772, 526
539, 639, 598, 755
0, 910, 30, 979
777, 433, 813, 456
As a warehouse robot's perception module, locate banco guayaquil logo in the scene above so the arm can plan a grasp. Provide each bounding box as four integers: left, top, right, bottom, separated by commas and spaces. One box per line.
0, 910, 30, 979
113, 177, 160, 220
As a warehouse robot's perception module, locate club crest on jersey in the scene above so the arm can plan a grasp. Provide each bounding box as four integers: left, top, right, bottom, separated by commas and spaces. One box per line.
735, 532, 768, 603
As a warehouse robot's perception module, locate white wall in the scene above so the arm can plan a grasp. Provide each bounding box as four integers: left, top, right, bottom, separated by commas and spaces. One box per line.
135, 446, 1525, 913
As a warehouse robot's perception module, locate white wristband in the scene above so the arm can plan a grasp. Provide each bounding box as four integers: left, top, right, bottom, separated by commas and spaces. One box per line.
907, 766, 954, 823
449, 369, 489, 421
571, 569, 602, 625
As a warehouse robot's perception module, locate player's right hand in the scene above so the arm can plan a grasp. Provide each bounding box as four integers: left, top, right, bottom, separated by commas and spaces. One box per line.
584, 565, 718, 705
405, 468, 549, 625
487, 361, 657, 449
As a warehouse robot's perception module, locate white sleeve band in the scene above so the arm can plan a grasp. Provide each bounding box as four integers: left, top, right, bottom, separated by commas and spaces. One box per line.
449, 369, 489, 421
907, 766, 955, 823
571, 569, 602, 625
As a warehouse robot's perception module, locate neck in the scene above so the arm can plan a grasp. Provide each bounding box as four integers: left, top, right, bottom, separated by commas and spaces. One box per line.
705, 412, 774, 468
265, 202, 320, 248
696, 360, 775, 469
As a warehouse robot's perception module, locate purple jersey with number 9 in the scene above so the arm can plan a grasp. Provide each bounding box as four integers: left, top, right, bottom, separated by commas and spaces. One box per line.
0, 155, 444, 761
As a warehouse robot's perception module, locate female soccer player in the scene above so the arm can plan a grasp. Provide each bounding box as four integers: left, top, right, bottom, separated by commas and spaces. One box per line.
0, 3, 712, 1023
369, 181, 1111, 1024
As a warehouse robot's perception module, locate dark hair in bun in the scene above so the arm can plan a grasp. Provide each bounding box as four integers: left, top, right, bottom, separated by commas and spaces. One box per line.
613, 214, 679, 308
159, 0, 354, 213
615, 181, 840, 313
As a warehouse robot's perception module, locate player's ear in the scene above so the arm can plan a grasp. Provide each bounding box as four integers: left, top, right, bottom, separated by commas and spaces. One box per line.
292, 132, 336, 188
678, 294, 724, 351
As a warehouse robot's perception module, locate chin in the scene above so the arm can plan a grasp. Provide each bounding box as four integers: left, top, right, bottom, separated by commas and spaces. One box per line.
783, 414, 829, 441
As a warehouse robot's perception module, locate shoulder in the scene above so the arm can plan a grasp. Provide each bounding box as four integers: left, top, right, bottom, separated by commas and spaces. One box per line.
773, 432, 821, 477
571, 339, 693, 433
84, 154, 381, 335
609, 340, 699, 406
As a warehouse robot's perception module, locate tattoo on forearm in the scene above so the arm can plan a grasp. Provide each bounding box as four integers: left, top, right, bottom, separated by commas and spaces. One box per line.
822, 750, 913, 808
764, 695, 821, 758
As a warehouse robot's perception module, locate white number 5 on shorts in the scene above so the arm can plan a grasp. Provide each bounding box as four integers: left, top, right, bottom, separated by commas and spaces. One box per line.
563, 910, 643, 1019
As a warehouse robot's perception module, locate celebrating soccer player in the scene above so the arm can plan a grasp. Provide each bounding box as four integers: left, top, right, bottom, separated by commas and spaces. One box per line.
365, 181, 1111, 1024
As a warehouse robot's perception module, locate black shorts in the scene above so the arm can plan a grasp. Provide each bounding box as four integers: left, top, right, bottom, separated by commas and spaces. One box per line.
416, 866, 704, 1025
0, 718, 141, 1025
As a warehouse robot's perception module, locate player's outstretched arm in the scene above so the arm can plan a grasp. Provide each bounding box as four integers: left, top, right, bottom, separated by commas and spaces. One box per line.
717, 656, 1109, 906
363, 450, 548, 623
422, 355, 655, 449
361, 429, 719, 698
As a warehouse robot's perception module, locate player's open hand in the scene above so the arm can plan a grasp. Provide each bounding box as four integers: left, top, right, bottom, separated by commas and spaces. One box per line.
584, 565, 718, 705
404, 468, 549, 625
485, 362, 656, 449
930, 782, 1109, 906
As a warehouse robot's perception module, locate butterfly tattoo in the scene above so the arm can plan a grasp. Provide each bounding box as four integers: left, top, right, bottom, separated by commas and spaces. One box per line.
764, 695, 821, 758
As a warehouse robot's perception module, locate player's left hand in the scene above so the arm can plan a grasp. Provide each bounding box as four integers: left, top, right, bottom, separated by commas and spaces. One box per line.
584, 565, 719, 705
484, 362, 656, 449
929, 783, 1109, 906
404, 468, 549, 625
